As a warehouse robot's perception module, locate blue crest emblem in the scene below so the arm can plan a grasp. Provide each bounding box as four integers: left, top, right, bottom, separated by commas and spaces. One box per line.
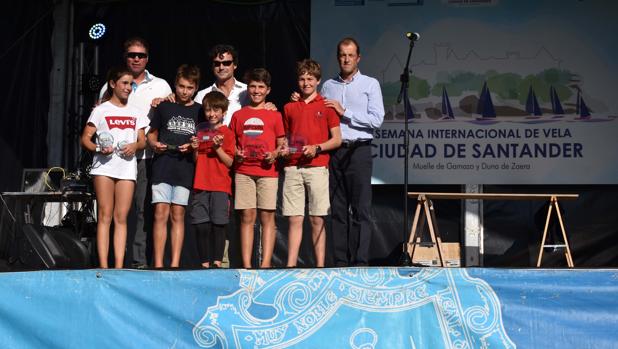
193, 268, 515, 348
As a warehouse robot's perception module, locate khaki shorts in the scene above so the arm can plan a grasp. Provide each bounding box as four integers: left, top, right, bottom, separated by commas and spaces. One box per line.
234, 173, 279, 210
282, 166, 330, 216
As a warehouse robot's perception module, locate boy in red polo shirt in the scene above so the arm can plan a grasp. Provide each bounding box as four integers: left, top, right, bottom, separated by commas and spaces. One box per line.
282, 59, 341, 267
229, 68, 285, 268
190, 91, 235, 268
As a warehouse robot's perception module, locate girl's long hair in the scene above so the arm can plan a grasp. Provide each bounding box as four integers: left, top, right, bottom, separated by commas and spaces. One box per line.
101, 66, 132, 102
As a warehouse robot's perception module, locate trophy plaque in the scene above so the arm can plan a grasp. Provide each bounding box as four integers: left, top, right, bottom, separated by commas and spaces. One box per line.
287, 134, 307, 161
242, 137, 267, 163
196, 122, 217, 150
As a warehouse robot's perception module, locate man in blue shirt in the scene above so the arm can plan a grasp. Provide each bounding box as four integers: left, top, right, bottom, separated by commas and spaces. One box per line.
321, 37, 385, 267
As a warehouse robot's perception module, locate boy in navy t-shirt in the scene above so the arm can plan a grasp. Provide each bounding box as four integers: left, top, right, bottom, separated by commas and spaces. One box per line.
148, 64, 201, 268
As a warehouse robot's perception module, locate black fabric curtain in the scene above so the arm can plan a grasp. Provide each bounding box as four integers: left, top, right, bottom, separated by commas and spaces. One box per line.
74, 0, 310, 116
0, 1, 54, 192
483, 185, 618, 267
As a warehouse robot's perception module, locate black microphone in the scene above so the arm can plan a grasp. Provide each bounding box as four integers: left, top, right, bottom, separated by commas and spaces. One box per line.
406, 32, 420, 41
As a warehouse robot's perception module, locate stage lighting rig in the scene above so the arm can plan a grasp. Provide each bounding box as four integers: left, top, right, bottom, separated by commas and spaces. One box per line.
88, 23, 106, 40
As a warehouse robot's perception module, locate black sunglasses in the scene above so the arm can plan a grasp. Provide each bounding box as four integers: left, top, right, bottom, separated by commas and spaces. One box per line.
213, 60, 234, 67
126, 52, 148, 59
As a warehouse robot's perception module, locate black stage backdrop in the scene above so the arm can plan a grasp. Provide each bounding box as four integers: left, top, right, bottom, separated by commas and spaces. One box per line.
0, 1, 54, 192
1, 0, 617, 269
482, 185, 618, 268
73, 0, 310, 118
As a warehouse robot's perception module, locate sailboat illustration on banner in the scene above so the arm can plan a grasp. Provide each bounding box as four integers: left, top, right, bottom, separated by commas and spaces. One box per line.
574, 90, 591, 120
567, 88, 614, 122
441, 86, 455, 120
525, 86, 542, 119
475, 82, 497, 122
550, 86, 565, 118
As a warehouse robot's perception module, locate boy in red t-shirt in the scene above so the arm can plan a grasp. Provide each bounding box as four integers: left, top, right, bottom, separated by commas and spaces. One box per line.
190, 91, 236, 268
229, 68, 286, 268
282, 59, 341, 267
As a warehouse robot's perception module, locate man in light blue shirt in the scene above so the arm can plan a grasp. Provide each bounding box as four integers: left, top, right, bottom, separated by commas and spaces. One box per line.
321, 37, 385, 267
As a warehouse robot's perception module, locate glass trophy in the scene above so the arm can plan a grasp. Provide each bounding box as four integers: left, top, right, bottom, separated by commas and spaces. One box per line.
287, 134, 307, 161
159, 136, 179, 152
116, 140, 129, 157
196, 122, 217, 151
97, 131, 114, 155
242, 137, 267, 163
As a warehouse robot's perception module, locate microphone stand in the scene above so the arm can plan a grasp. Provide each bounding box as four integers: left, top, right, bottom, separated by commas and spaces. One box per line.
397, 37, 416, 266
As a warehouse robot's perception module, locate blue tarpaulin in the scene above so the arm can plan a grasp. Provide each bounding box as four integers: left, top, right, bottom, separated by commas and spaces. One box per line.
1, 268, 617, 348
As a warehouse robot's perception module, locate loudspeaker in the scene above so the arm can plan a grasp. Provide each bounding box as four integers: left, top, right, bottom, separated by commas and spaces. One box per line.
19, 224, 92, 269
50, 227, 92, 268
20, 224, 63, 268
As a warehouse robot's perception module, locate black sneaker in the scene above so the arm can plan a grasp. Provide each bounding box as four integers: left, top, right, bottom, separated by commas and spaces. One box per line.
131, 263, 148, 269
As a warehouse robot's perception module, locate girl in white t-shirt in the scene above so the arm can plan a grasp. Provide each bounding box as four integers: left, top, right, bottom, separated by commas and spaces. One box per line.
81, 67, 149, 269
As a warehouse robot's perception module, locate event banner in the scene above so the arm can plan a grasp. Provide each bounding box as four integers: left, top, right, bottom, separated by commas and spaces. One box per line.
311, 1, 618, 184
1, 268, 617, 348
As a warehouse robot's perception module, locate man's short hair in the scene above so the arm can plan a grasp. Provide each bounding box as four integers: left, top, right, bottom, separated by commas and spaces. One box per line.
244, 68, 271, 87
123, 36, 150, 54
202, 91, 229, 112
175, 64, 201, 86
337, 37, 360, 56
296, 59, 321, 80
209, 44, 238, 65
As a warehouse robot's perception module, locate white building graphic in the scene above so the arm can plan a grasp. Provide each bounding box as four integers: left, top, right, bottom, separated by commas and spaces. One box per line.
381, 43, 563, 85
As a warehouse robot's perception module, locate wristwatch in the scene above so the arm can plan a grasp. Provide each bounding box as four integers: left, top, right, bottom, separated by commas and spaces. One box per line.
315, 145, 322, 154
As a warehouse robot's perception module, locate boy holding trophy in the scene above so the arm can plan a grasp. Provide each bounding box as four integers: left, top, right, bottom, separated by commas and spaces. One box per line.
282, 59, 341, 267
229, 68, 285, 268
147, 64, 201, 268
190, 91, 235, 268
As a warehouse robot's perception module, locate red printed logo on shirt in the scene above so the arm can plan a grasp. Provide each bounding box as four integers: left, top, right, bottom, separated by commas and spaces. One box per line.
105, 116, 136, 130
242, 117, 264, 137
